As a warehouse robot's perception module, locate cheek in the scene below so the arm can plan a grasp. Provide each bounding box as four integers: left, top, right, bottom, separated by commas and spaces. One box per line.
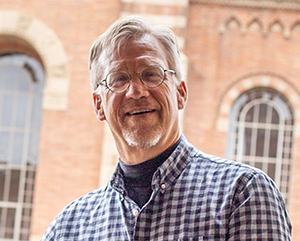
158, 90, 178, 115
104, 95, 122, 121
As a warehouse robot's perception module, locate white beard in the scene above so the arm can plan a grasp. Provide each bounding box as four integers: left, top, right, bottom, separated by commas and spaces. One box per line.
122, 124, 163, 148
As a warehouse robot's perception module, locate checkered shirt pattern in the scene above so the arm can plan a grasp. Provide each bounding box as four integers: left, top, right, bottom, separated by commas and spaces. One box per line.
42, 135, 291, 240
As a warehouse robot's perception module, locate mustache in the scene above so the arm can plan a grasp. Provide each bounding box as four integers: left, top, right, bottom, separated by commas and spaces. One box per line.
123, 98, 154, 108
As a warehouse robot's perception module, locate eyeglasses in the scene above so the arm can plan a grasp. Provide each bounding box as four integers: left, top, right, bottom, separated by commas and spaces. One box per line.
97, 65, 176, 93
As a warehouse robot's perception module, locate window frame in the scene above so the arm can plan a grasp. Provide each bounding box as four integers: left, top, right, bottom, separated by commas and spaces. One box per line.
227, 88, 294, 205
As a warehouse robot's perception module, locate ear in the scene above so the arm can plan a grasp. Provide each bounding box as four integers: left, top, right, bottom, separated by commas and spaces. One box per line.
176, 81, 187, 110
92, 92, 106, 121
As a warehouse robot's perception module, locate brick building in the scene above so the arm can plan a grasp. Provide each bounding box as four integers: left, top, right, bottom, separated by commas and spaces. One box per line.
0, 0, 299, 240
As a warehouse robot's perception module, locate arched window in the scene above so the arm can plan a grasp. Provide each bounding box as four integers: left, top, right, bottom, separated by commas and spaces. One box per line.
227, 88, 293, 205
0, 54, 44, 240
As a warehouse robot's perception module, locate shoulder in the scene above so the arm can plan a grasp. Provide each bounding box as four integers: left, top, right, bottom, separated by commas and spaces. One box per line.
41, 185, 114, 240
195, 151, 260, 176
60, 185, 113, 217
187, 147, 288, 208
177, 136, 267, 186
183, 140, 277, 192
178, 137, 291, 239
185, 139, 260, 175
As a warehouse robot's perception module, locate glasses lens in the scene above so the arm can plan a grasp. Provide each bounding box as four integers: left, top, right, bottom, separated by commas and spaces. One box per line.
141, 66, 164, 87
107, 71, 130, 92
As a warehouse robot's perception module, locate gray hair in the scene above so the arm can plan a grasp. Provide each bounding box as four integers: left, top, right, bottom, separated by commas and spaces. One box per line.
89, 16, 183, 91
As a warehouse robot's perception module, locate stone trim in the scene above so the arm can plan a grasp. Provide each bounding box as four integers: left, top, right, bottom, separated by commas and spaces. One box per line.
191, 0, 300, 10
219, 15, 300, 39
0, 10, 69, 111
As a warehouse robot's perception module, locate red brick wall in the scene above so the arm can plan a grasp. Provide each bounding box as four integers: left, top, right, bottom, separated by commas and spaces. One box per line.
185, 2, 300, 238
33, 1, 121, 237
0, 0, 121, 238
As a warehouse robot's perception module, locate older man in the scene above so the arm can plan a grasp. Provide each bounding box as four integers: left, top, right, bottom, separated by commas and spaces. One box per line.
42, 16, 291, 240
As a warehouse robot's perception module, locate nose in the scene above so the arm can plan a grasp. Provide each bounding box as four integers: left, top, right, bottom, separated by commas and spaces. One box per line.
125, 74, 150, 99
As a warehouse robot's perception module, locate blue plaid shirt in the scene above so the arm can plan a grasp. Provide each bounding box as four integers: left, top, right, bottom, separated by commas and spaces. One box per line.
42, 135, 291, 240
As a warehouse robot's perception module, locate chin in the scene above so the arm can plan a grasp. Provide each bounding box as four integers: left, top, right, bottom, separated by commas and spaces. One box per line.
123, 131, 163, 148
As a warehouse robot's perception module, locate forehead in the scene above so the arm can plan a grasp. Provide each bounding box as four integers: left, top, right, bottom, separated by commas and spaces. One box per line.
105, 34, 168, 70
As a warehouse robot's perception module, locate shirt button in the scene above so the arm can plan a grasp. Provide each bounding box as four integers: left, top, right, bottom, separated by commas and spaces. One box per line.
133, 209, 139, 217
161, 183, 166, 189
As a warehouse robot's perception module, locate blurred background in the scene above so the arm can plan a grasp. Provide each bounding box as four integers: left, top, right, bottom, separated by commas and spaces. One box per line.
0, 0, 300, 240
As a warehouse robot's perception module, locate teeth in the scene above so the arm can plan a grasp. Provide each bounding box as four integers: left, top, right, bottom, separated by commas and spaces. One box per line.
129, 109, 153, 115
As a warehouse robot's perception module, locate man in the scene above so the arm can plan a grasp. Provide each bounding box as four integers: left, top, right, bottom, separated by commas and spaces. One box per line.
42, 16, 291, 240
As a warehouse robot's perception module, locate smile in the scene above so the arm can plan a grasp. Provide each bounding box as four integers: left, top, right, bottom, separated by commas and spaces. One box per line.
126, 109, 156, 116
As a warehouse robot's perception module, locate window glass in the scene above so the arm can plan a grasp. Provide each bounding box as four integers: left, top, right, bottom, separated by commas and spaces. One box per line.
9, 170, 20, 202
2, 94, 13, 127
271, 107, 280, 124
269, 130, 279, 158
0, 131, 9, 163
16, 94, 29, 128
258, 103, 268, 123
244, 127, 252, 155
12, 132, 24, 166
0, 170, 5, 200
0, 54, 44, 241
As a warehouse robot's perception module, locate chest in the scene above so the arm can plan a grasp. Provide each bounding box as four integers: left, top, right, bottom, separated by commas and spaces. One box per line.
81, 183, 229, 241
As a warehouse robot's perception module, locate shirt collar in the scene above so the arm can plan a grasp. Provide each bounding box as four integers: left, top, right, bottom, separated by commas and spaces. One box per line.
110, 134, 196, 195
151, 135, 195, 193
110, 135, 195, 194
118, 137, 181, 180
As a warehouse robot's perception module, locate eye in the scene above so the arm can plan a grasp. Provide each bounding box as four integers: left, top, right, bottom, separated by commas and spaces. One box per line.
142, 67, 163, 84
108, 71, 129, 87
144, 71, 159, 77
